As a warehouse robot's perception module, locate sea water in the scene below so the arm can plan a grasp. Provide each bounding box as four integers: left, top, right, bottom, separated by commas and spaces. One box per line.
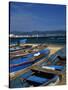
10, 36, 66, 45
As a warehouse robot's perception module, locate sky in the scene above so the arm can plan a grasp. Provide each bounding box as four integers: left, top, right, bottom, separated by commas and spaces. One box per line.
10, 2, 66, 32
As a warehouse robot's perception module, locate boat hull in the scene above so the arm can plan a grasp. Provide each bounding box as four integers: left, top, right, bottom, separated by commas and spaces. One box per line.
10, 53, 47, 68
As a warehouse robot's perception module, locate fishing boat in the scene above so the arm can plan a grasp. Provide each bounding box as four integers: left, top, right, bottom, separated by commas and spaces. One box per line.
10, 45, 32, 52
10, 45, 33, 59
10, 39, 30, 52
19, 69, 59, 87
40, 47, 66, 72
10, 46, 22, 52
10, 48, 50, 73
56, 47, 66, 60
10, 51, 29, 60
10, 69, 59, 88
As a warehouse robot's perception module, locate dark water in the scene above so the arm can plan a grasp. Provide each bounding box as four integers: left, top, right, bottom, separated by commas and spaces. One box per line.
10, 36, 66, 45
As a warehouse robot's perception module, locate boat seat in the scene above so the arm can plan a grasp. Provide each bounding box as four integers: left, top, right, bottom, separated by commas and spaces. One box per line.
26, 75, 49, 84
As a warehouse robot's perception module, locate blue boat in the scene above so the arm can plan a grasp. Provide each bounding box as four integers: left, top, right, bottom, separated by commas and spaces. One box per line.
41, 47, 66, 71
19, 69, 59, 87
10, 39, 30, 52
10, 48, 50, 73
10, 69, 59, 88
56, 47, 66, 59
10, 46, 22, 52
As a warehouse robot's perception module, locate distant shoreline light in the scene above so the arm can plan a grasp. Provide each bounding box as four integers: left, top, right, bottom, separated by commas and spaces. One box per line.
9, 33, 65, 38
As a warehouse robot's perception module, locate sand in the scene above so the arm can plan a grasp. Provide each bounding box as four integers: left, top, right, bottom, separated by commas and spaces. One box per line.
47, 45, 64, 55
28, 43, 65, 55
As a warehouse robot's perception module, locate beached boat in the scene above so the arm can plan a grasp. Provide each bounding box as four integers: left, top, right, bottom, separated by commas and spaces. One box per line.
40, 47, 66, 72
10, 46, 22, 52
20, 69, 59, 87
56, 47, 66, 60
10, 48, 50, 73
10, 45, 32, 52
10, 52, 29, 60
10, 46, 33, 59
10, 69, 59, 88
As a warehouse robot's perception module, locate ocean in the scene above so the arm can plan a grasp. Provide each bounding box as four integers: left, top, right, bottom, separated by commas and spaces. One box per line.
10, 36, 66, 45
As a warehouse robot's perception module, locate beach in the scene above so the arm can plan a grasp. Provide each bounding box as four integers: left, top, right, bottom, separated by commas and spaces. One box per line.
9, 43, 66, 88
10, 44, 65, 78
20, 43, 64, 54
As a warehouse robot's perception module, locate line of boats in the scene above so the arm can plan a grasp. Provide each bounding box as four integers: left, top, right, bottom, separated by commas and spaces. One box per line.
10, 48, 50, 72
9, 45, 66, 88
